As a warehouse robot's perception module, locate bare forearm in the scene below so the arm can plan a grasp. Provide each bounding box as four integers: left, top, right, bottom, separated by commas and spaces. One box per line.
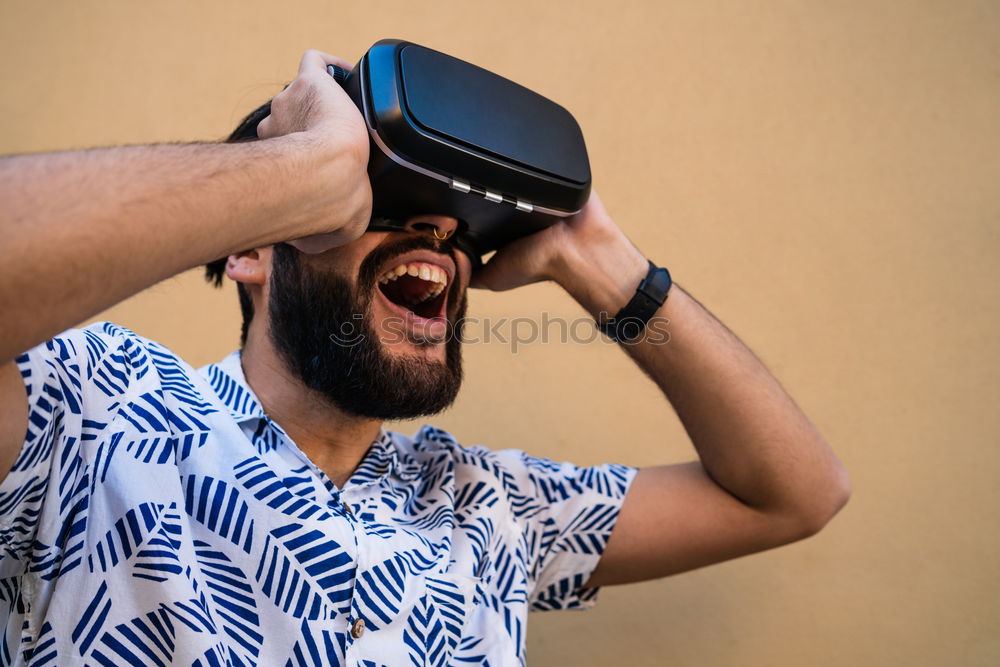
555, 229, 850, 528
0, 134, 365, 363
630, 285, 849, 522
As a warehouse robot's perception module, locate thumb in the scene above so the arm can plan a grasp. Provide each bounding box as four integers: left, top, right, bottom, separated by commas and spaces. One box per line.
468, 269, 493, 290
468, 254, 515, 291
468, 260, 501, 291
468, 250, 544, 292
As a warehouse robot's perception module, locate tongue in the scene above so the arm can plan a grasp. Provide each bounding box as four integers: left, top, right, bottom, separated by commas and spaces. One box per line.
378, 274, 447, 341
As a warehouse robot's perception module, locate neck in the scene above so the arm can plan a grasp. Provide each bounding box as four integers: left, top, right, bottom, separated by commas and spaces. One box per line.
240, 324, 382, 489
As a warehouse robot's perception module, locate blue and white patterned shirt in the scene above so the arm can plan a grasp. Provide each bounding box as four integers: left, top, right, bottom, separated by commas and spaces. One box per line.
0, 322, 636, 666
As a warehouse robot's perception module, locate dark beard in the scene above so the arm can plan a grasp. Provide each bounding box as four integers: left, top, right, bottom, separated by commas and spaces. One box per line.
267, 238, 466, 420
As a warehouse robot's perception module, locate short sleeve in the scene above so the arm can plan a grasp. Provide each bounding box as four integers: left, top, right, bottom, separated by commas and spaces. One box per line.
0, 324, 132, 563
488, 449, 637, 612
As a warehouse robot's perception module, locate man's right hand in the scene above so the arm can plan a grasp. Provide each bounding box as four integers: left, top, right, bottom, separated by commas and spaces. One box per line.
257, 49, 373, 254
0, 48, 374, 366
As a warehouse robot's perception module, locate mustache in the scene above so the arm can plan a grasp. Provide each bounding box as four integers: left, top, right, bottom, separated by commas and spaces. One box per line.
359, 234, 456, 286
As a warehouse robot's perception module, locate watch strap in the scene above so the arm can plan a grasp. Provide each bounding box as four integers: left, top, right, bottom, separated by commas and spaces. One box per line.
597, 261, 672, 342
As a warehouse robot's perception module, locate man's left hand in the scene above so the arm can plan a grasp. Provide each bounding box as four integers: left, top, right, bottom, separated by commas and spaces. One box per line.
470, 191, 648, 317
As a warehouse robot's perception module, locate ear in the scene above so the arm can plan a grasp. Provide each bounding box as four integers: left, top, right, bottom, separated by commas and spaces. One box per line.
224, 247, 271, 286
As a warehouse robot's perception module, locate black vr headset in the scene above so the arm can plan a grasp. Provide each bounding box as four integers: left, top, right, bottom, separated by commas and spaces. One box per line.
329, 39, 592, 266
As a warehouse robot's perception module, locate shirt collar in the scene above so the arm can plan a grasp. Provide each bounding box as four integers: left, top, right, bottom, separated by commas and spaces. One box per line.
203, 350, 267, 425
199, 350, 420, 485
351, 429, 421, 486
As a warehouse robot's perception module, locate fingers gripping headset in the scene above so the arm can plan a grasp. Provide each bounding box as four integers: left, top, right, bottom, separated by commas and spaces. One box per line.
326, 40, 592, 268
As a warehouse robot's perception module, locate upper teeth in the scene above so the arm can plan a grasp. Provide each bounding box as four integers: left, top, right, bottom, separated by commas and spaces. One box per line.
378, 261, 449, 300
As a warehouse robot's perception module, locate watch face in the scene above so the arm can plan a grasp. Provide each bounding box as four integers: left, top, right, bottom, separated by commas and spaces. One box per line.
645, 266, 673, 302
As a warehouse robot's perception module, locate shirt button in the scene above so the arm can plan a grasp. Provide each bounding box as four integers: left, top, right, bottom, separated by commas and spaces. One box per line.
351, 618, 366, 639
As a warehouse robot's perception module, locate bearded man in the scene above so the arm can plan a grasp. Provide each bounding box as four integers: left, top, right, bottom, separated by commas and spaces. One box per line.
0, 50, 850, 666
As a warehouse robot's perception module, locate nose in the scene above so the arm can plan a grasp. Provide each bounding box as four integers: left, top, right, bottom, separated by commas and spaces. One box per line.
402, 215, 460, 241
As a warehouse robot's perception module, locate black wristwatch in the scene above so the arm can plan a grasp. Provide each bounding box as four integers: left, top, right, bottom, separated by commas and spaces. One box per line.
596, 261, 672, 343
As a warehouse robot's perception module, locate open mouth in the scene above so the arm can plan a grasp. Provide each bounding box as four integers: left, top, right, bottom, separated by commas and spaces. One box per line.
376, 261, 449, 320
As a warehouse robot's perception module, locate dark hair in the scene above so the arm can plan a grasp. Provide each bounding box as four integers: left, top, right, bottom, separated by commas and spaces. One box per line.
204, 100, 272, 346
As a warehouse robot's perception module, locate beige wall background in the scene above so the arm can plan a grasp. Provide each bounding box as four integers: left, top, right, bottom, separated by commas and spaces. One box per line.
2, 0, 997, 665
